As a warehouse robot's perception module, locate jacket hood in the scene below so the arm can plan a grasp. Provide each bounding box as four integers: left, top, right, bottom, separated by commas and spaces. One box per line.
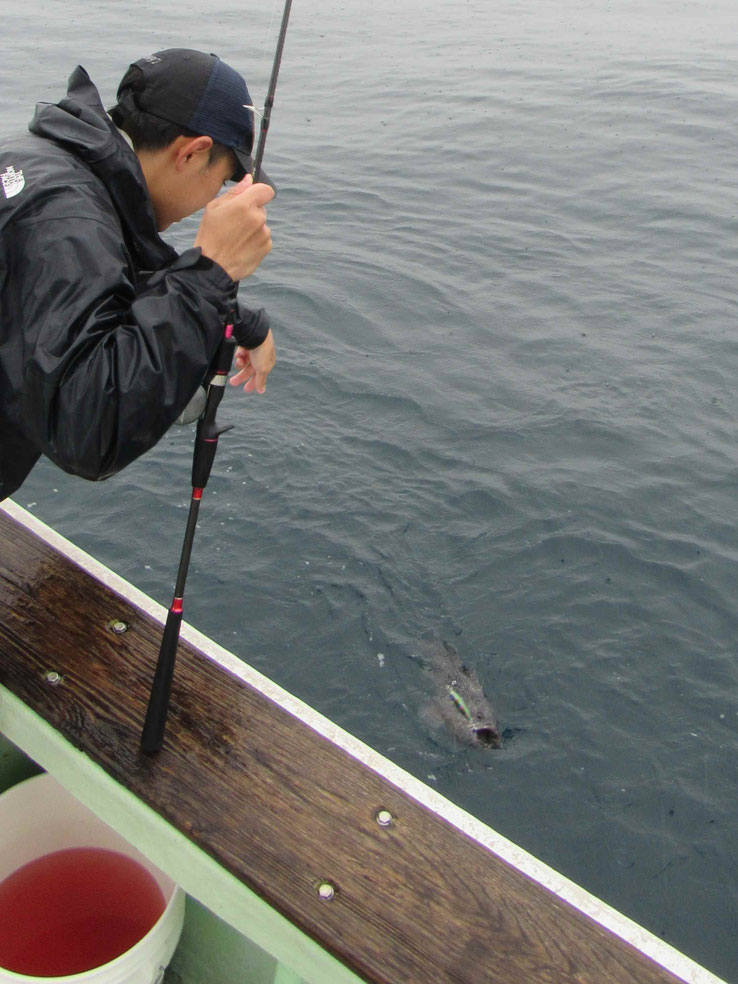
28, 66, 168, 266
30, 66, 121, 164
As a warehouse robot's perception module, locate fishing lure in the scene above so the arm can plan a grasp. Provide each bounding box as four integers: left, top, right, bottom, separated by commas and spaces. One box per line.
448, 686, 474, 724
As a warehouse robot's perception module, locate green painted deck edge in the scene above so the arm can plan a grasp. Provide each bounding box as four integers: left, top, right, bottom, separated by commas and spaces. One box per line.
0, 685, 363, 984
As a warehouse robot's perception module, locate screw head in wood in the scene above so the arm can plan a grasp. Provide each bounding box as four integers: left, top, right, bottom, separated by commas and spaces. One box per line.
317, 882, 335, 901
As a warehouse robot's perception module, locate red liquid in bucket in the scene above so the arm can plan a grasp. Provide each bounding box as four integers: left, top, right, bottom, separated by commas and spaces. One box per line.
0, 846, 167, 976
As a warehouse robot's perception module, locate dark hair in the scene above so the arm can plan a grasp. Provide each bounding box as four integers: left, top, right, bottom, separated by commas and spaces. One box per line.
111, 105, 232, 168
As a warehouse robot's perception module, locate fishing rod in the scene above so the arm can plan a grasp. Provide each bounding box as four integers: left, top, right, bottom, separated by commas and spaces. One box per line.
141, 0, 294, 754
140, 330, 235, 755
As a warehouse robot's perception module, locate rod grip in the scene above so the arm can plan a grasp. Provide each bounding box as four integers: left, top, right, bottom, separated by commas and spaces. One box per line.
190, 333, 236, 489
141, 606, 183, 754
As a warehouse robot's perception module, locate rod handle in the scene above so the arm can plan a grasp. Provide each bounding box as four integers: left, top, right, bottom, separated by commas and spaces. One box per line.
141, 605, 183, 754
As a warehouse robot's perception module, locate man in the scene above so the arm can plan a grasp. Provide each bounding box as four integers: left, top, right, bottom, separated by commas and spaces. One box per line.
0, 48, 276, 501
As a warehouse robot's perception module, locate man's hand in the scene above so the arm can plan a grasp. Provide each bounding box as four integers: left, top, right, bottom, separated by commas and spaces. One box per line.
229, 330, 276, 394
194, 176, 275, 282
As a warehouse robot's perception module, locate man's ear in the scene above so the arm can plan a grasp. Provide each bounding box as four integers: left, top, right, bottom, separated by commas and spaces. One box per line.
173, 135, 214, 171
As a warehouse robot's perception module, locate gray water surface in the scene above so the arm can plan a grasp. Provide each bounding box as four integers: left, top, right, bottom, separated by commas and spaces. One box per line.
4, 1, 738, 978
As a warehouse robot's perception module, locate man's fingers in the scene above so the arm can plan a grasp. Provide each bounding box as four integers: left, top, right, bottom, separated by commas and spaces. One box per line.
221, 174, 253, 199
229, 366, 251, 386
229, 335, 275, 393
216, 174, 274, 206
229, 365, 257, 390
243, 181, 276, 207
228, 366, 268, 394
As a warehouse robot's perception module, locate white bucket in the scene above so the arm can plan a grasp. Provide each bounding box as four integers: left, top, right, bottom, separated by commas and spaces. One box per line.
0, 773, 185, 984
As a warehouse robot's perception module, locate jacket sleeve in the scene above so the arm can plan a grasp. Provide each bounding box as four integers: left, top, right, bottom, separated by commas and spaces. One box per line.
16, 211, 237, 481
232, 302, 270, 349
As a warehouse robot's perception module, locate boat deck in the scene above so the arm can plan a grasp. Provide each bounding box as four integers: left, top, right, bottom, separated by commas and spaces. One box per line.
0, 503, 723, 984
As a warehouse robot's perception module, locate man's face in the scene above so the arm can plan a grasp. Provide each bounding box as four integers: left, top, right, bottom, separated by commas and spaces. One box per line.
143, 138, 237, 231
169, 152, 237, 226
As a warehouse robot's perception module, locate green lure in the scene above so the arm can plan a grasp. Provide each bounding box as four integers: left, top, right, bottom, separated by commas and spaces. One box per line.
448, 687, 473, 723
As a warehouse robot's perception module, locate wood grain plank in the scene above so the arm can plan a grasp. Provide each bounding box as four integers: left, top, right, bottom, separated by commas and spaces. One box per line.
0, 508, 691, 984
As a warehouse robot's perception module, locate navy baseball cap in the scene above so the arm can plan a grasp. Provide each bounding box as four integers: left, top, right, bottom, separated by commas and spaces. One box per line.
111, 48, 274, 188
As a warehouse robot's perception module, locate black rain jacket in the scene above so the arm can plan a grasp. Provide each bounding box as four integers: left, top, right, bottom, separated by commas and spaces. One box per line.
0, 66, 269, 501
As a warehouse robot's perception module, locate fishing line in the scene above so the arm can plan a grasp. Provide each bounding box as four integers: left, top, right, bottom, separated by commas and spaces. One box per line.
255, 0, 280, 73
252, 0, 293, 181
243, 0, 281, 145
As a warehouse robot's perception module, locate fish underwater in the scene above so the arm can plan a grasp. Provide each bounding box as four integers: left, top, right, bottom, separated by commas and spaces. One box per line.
414, 639, 501, 749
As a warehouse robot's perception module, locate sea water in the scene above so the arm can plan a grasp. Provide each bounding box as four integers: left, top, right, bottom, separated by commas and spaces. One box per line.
2, 0, 737, 979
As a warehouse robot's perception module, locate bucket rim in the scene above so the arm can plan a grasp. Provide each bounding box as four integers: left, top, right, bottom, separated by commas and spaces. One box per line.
0, 773, 185, 983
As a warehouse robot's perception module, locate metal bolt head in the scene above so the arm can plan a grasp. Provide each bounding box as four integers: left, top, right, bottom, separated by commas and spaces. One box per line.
109, 620, 129, 635
317, 882, 335, 901
376, 809, 393, 827
44, 671, 63, 686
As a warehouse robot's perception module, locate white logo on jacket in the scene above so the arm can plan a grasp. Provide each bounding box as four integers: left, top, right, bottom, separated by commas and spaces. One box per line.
1, 165, 25, 199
